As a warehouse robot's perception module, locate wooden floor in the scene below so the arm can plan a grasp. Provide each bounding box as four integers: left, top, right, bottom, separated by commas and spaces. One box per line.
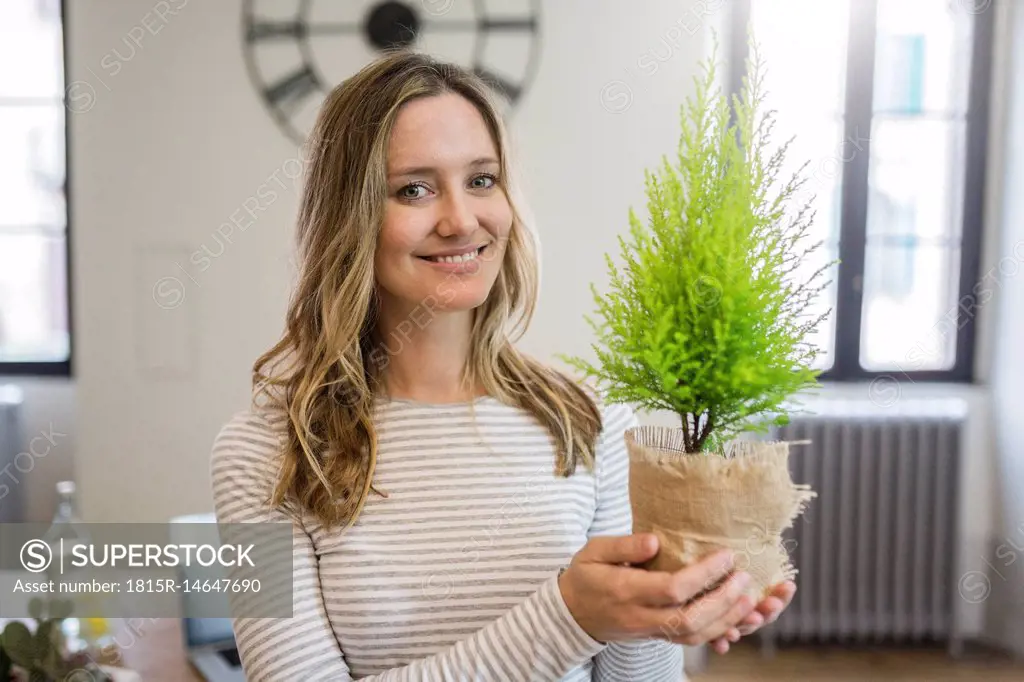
694, 641, 1024, 681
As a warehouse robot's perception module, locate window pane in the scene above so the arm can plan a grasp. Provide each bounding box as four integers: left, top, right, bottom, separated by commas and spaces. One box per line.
0, 231, 69, 363
866, 119, 968, 244
750, 0, 850, 118
861, 244, 960, 371
873, 0, 973, 116
0, 0, 64, 98
750, 0, 850, 370
861, 118, 966, 371
861, 106, 970, 367
0, 105, 66, 227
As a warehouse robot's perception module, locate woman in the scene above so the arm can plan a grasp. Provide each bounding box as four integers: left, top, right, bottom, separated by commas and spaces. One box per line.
211, 51, 794, 681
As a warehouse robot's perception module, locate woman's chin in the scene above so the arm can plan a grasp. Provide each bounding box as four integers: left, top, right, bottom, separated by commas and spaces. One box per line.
434, 289, 492, 312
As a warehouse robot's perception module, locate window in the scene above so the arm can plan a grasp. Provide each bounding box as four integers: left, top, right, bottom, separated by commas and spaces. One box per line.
0, 0, 70, 376
729, 0, 993, 381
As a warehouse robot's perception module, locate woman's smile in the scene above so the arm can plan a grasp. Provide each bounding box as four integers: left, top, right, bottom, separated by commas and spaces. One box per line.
416, 243, 490, 272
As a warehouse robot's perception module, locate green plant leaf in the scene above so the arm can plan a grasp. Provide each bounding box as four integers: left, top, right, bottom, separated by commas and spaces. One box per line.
2, 621, 36, 669
35, 619, 63, 660
0, 645, 11, 682
564, 32, 836, 453
41, 645, 65, 680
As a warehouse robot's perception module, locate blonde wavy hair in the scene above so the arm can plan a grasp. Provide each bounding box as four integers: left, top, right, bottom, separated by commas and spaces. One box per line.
253, 50, 603, 531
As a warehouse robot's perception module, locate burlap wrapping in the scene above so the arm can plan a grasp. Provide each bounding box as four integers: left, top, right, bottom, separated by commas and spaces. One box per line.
626, 426, 816, 602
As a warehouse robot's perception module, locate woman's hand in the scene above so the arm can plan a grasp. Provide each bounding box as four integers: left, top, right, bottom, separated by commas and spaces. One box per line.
708, 581, 797, 654
558, 533, 756, 646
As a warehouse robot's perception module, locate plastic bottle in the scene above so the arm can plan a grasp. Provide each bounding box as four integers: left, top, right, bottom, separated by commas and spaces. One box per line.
40, 480, 93, 653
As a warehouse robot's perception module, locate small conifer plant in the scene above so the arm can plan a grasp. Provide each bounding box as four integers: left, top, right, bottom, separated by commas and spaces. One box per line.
566, 40, 832, 599
567, 42, 834, 452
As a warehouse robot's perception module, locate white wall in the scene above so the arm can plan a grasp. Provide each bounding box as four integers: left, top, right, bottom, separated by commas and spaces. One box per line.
68, 0, 295, 523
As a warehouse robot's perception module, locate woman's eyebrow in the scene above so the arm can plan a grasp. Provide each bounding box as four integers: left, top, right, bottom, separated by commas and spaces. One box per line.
388, 157, 499, 178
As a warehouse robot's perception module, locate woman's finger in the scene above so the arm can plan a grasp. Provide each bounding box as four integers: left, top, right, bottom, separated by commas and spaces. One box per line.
692, 591, 756, 644
756, 581, 797, 623
681, 571, 752, 632
770, 581, 797, 605
654, 571, 751, 641
738, 610, 764, 627
755, 596, 783, 620
628, 550, 737, 609
736, 610, 764, 635
667, 550, 737, 605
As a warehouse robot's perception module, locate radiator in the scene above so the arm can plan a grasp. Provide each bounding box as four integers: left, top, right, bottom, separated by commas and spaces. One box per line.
760, 398, 967, 654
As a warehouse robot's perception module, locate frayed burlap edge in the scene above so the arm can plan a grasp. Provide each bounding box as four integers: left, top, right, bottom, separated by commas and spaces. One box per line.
625, 426, 817, 600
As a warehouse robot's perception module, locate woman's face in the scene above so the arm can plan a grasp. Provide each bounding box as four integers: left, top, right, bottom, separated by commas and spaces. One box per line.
375, 93, 513, 318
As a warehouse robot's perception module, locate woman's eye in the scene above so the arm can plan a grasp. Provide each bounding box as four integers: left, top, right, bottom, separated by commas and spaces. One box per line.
470, 174, 497, 190
399, 183, 429, 200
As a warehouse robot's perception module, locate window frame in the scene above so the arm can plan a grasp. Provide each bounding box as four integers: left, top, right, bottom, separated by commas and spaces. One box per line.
0, 0, 73, 378
728, 0, 995, 383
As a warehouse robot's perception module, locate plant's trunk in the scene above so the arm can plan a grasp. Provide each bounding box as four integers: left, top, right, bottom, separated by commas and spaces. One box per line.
678, 412, 693, 452
680, 411, 715, 453
695, 411, 714, 452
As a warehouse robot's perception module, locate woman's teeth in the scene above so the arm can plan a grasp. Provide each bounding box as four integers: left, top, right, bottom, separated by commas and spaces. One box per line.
425, 247, 483, 264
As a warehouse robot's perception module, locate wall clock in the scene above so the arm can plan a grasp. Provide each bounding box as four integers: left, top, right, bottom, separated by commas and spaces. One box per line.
242, 0, 541, 143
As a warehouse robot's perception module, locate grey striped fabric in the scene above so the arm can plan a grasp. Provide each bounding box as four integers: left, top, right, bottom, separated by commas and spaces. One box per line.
210, 395, 685, 681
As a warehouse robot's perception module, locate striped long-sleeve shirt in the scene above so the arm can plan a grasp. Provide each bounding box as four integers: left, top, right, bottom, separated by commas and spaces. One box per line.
210, 394, 686, 681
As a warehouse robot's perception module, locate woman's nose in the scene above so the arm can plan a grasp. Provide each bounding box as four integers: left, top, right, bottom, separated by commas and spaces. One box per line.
435, 192, 477, 238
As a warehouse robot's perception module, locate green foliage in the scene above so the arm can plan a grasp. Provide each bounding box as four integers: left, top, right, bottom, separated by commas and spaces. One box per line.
2, 621, 36, 670
0, 617, 110, 682
2, 619, 68, 680
0, 645, 10, 681
565, 39, 835, 453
